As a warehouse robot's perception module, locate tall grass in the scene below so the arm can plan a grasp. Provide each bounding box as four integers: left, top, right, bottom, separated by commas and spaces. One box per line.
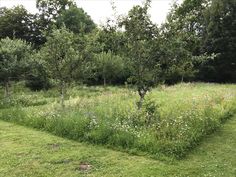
0, 83, 235, 158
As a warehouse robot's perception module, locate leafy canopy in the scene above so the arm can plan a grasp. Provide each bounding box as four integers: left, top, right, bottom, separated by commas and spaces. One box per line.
56, 6, 96, 34
119, 0, 161, 108
0, 37, 31, 81
40, 27, 78, 83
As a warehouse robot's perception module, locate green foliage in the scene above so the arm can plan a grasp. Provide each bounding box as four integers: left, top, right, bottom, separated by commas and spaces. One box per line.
0, 0, 236, 163
97, 26, 126, 55
0, 37, 31, 97
163, 0, 235, 83
120, 1, 161, 108
162, 0, 211, 83
165, 0, 208, 54
0, 0, 234, 89
57, 6, 96, 34
39, 27, 79, 107
0, 37, 31, 76
0, 6, 44, 47
0, 38, 31, 72
40, 27, 78, 81
36, 0, 75, 25
94, 51, 125, 86
0, 6, 31, 40
200, 0, 236, 82
25, 54, 51, 91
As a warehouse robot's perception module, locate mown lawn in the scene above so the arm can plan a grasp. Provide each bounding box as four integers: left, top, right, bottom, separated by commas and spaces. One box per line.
0, 114, 236, 177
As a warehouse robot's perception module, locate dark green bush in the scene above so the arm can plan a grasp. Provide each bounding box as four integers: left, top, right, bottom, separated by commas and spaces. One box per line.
25, 62, 51, 91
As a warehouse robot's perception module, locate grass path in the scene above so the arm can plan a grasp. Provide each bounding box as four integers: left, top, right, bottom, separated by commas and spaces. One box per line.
0, 116, 236, 177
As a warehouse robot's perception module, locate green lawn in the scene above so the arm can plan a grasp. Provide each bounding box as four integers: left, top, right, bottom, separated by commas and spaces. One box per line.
0, 115, 236, 177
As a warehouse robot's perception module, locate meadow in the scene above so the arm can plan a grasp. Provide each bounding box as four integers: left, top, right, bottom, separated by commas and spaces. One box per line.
0, 83, 236, 159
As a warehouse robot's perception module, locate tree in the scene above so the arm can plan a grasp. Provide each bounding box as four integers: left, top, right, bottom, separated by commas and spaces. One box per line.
120, 1, 161, 109
0, 6, 30, 39
56, 6, 96, 35
95, 51, 124, 86
161, 0, 212, 83
0, 37, 31, 98
39, 27, 78, 108
0, 6, 46, 48
201, 0, 236, 82
87, 1, 126, 56
97, 24, 126, 55
159, 30, 206, 84
36, 0, 75, 30
163, 0, 235, 83
164, 0, 209, 55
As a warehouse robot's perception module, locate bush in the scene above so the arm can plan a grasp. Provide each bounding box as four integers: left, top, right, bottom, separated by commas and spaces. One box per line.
25, 61, 51, 91
25, 74, 51, 91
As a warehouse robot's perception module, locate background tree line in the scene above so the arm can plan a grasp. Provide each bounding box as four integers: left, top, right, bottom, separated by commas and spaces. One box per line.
0, 0, 235, 106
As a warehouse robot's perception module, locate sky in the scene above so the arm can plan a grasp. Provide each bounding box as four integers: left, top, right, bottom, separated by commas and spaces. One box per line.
0, 0, 183, 26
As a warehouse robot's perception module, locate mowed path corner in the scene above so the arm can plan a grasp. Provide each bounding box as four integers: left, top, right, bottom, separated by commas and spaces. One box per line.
0, 116, 236, 177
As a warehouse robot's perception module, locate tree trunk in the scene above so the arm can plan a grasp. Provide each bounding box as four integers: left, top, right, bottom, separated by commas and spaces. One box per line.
137, 88, 147, 110
60, 81, 65, 109
103, 76, 106, 87
4, 79, 10, 99
137, 94, 145, 110
181, 75, 184, 83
